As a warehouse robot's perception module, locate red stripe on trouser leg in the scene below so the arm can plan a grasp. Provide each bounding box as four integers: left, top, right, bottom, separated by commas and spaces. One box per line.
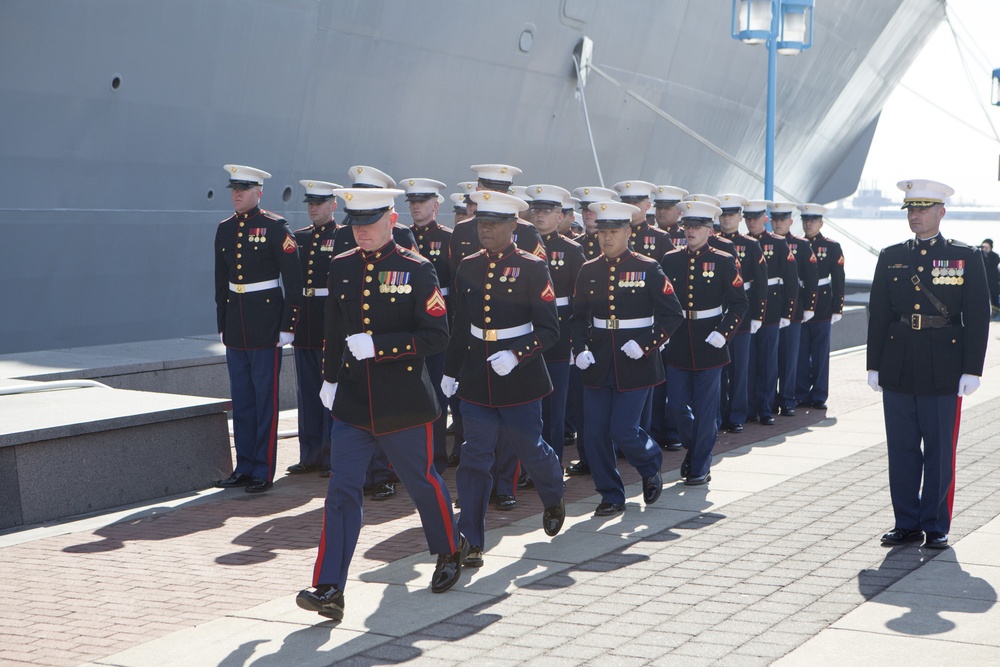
946, 396, 962, 522
512, 461, 521, 498
424, 422, 457, 552
312, 509, 327, 587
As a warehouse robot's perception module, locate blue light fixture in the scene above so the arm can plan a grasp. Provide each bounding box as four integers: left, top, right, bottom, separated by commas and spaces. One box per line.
992, 68, 1000, 107
777, 0, 814, 55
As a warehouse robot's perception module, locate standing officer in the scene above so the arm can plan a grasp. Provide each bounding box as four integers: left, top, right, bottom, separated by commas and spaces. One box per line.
661, 201, 748, 485
442, 190, 566, 567
614, 180, 675, 262
868, 179, 989, 550
770, 202, 818, 417
716, 194, 767, 433
214, 165, 302, 494
287, 179, 342, 477
296, 188, 465, 620
527, 184, 585, 464
450, 193, 467, 226
744, 200, 798, 426
401, 177, 453, 473
571, 200, 684, 516
572, 186, 617, 262
331, 165, 417, 256
653, 185, 688, 246
796, 204, 845, 410
559, 196, 578, 237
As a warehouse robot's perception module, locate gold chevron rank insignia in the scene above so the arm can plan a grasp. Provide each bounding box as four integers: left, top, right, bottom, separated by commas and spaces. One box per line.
425, 288, 447, 317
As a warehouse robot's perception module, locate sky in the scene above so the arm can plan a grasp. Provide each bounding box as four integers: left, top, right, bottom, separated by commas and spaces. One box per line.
854, 0, 1000, 207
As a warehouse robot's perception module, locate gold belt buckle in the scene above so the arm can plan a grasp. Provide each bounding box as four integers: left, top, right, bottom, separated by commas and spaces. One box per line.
910, 314, 921, 330
304, 288, 315, 297
234, 284, 245, 294
607, 318, 619, 330
484, 329, 498, 342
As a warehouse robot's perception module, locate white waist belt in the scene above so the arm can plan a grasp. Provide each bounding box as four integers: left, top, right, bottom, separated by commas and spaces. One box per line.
440, 287, 450, 296
743, 280, 752, 291
817, 276, 831, 286
303, 287, 329, 297
593, 316, 654, 330
230, 279, 280, 294
684, 306, 723, 320
555, 297, 570, 307
767, 277, 783, 286
471, 323, 533, 341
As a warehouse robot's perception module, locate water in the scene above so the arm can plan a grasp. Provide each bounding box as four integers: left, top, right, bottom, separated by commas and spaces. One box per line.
810, 216, 1000, 282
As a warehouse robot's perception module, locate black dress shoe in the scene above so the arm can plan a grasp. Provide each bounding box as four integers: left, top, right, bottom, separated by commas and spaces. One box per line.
296, 584, 345, 620
496, 494, 517, 510
464, 546, 484, 568
215, 473, 251, 488
746, 415, 760, 423
594, 502, 625, 517
812, 402, 827, 410
563, 431, 577, 445
660, 438, 683, 451
566, 461, 591, 476
642, 472, 663, 505
517, 471, 534, 490
447, 453, 461, 468
779, 406, 796, 417
543, 499, 566, 536
760, 416, 776, 426
685, 473, 711, 486
371, 482, 396, 500
680, 450, 692, 478
727, 423, 744, 433
245, 478, 273, 493
923, 532, 949, 549
286, 462, 320, 475
880, 528, 924, 546
431, 535, 469, 593
319, 465, 332, 478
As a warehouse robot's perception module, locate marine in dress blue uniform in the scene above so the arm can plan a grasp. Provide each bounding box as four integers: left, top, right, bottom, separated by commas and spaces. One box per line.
571, 200, 684, 516
288, 179, 343, 477
295, 188, 466, 620
572, 187, 617, 262
716, 194, 768, 433
214, 165, 302, 494
654, 185, 689, 248
795, 204, 845, 410
442, 191, 566, 567
868, 180, 989, 550
661, 201, 748, 484
744, 200, 798, 426
770, 202, 818, 416
402, 177, 453, 473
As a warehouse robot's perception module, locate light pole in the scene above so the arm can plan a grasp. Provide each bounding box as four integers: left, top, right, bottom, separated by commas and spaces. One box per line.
732, 1, 814, 201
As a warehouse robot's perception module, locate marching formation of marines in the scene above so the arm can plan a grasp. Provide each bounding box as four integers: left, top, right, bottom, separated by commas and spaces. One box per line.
210, 163, 992, 620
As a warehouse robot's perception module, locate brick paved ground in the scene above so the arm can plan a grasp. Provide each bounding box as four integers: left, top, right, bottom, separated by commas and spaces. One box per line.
2, 335, 999, 666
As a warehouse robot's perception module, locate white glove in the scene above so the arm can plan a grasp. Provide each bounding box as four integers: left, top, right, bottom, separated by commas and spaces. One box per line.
488, 350, 519, 376
278, 331, 294, 347
867, 370, 881, 393
958, 374, 981, 396
441, 375, 458, 398
831, 313, 843, 324
750, 320, 763, 334
319, 381, 338, 410
346, 333, 375, 360
576, 350, 595, 370
802, 310, 815, 323
569, 351, 575, 366
705, 332, 726, 348
219, 332, 225, 344
779, 318, 791, 329
621, 340, 644, 360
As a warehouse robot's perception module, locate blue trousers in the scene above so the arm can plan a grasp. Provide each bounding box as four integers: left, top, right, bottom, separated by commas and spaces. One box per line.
748, 324, 779, 420
796, 319, 832, 404
313, 420, 459, 589
542, 360, 571, 462
776, 321, 802, 411
883, 391, 960, 535
583, 380, 662, 505
449, 394, 464, 459
721, 332, 751, 426
226, 346, 281, 481
293, 347, 332, 468
567, 365, 588, 464
425, 350, 449, 473
457, 400, 564, 548
666, 366, 722, 479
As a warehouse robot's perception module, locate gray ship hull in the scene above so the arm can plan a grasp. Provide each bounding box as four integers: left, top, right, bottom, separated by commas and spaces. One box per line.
0, 0, 941, 353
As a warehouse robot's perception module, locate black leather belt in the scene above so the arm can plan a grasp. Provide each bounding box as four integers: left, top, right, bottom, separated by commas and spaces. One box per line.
897, 314, 961, 330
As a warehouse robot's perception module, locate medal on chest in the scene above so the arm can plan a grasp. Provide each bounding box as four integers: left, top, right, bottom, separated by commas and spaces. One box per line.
500, 267, 520, 283
619, 271, 646, 288
550, 251, 565, 268
379, 270, 412, 293
249, 227, 267, 244
931, 260, 965, 285
702, 261, 715, 279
